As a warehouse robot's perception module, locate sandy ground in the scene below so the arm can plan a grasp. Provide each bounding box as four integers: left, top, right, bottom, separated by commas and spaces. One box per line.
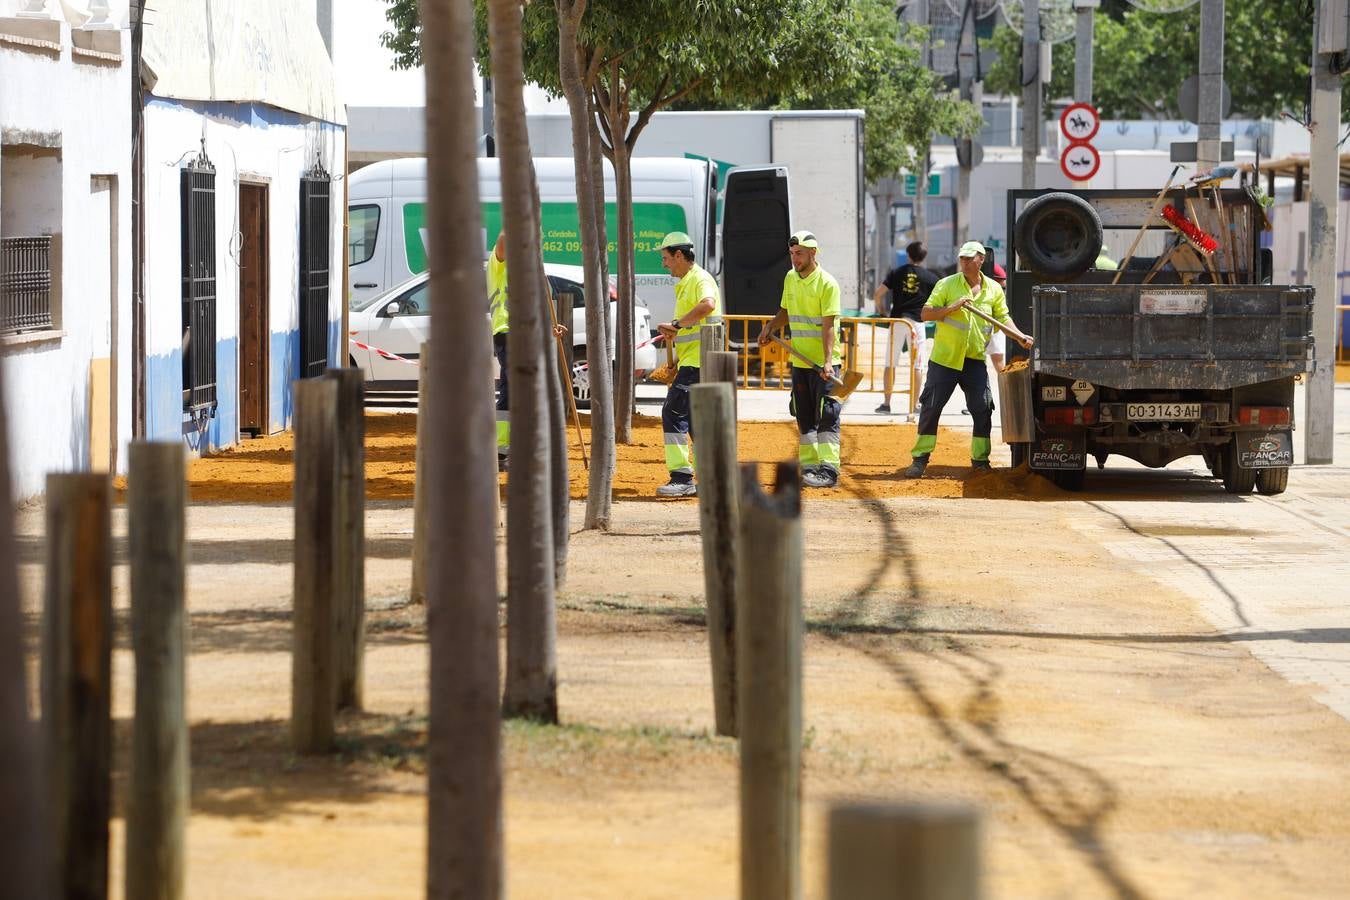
174, 412, 1067, 504
32, 410, 1350, 899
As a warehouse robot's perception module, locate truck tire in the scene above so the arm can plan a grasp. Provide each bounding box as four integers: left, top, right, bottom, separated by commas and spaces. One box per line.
1014, 191, 1104, 278
1010, 442, 1029, 468
1255, 466, 1289, 496
1222, 441, 1256, 494
1050, 468, 1085, 491
572, 349, 591, 410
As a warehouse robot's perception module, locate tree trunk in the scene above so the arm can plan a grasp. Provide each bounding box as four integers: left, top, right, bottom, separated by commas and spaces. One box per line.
587, 96, 613, 380
537, 183, 569, 587
912, 147, 930, 244
566, 33, 614, 531
421, 0, 502, 895
490, 0, 559, 723
611, 130, 636, 443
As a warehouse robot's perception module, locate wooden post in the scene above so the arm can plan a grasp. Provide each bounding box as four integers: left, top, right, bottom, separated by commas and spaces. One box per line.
700, 321, 725, 362
412, 343, 429, 604
828, 802, 981, 900
703, 349, 739, 419
125, 442, 188, 900
736, 461, 802, 900
327, 367, 366, 710
0, 361, 49, 898
42, 472, 113, 900
690, 383, 739, 738
292, 378, 338, 754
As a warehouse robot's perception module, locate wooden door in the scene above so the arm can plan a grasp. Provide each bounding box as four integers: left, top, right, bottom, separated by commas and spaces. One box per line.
239, 184, 269, 434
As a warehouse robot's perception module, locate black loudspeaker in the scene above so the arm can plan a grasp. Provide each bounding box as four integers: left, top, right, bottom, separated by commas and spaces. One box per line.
721, 166, 791, 320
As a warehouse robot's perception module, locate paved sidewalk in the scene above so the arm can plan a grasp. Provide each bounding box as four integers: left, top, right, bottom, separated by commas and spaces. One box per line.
1069, 382, 1350, 721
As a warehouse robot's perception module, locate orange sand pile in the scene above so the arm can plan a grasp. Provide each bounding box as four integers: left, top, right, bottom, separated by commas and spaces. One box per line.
178, 412, 1060, 503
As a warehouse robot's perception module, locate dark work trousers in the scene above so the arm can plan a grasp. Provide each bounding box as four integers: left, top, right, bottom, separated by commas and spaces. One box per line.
661, 366, 700, 483
790, 366, 842, 474
912, 357, 993, 461
493, 333, 510, 454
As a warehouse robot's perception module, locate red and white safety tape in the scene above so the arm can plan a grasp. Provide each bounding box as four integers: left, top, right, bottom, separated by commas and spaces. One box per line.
349, 337, 420, 366
351, 332, 670, 372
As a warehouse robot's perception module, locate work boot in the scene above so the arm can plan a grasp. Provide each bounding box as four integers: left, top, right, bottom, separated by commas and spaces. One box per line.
902, 456, 929, 479
875, 402, 891, 414
656, 480, 697, 498
970, 459, 992, 471
803, 467, 838, 489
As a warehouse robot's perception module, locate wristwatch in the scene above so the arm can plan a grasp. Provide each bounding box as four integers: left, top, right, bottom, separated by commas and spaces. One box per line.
669, 319, 681, 330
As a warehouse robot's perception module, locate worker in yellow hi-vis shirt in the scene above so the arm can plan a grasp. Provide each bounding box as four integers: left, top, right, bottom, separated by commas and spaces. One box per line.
487, 231, 566, 473
757, 230, 844, 489
904, 241, 1033, 478
653, 231, 721, 498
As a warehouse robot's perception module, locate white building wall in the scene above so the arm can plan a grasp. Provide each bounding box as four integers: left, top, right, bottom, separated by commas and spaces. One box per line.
1, 8, 132, 503
141, 98, 346, 448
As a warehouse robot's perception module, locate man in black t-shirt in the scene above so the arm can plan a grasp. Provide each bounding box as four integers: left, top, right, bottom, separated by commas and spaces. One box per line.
872, 241, 939, 414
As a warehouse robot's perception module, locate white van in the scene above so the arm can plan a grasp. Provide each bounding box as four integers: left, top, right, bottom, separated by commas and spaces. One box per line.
347, 156, 720, 326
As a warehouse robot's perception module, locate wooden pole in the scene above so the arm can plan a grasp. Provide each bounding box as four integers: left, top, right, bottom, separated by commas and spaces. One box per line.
412, 343, 429, 604
690, 383, 739, 738
828, 802, 981, 900
125, 442, 188, 900
327, 367, 366, 710
292, 378, 338, 754
703, 350, 739, 421
700, 321, 725, 362
42, 472, 113, 900
0, 354, 49, 898
737, 461, 802, 900
548, 290, 588, 470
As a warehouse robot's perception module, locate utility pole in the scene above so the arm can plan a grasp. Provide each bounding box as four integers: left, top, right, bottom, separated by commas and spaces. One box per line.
1073, 0, 1097, 104
1196, 0, 1224, 171
956, 0, 980, 247
482, 76, 496, 157
913, 0, 930, 243
1306, 0, 1342, 464
1020, 0, 1041, 189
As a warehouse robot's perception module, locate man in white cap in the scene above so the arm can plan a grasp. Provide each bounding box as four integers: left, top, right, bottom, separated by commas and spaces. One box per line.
903, 240, 1033, 478
654, 231, 722, 497
757, 230, 845, 488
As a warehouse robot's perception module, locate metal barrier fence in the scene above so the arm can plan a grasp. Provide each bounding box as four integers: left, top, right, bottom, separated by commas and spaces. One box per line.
1339, 304, 1349, 363
715, 315, 924, 415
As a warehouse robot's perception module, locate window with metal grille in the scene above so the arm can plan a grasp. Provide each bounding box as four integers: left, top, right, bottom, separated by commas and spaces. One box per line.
1, 236, 54, 335
181, 155, 217, 412
299, 165, 331, 379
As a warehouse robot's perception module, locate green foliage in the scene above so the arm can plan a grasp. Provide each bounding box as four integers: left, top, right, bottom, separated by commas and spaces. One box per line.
983, 1, 1321, 120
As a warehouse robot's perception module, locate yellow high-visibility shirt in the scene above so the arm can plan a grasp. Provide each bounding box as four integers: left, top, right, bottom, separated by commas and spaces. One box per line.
671, 263, 721, 367
487, 255, 509, 335
925, 271, 1010, 371
780, 265, 842, 368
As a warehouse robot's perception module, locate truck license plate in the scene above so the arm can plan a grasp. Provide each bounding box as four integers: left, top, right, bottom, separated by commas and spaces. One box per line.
1126, 402, 1201, 421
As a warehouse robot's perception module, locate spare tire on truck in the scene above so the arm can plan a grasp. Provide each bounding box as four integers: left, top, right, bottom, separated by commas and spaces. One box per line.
1014, 191, 1104, 277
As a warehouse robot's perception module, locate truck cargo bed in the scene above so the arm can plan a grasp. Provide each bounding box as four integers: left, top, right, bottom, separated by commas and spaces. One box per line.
1033, 284, 1314, 390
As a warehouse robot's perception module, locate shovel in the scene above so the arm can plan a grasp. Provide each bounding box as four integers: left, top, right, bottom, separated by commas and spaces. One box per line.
959, 302, 1032, 347
766, 334, 863, 399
